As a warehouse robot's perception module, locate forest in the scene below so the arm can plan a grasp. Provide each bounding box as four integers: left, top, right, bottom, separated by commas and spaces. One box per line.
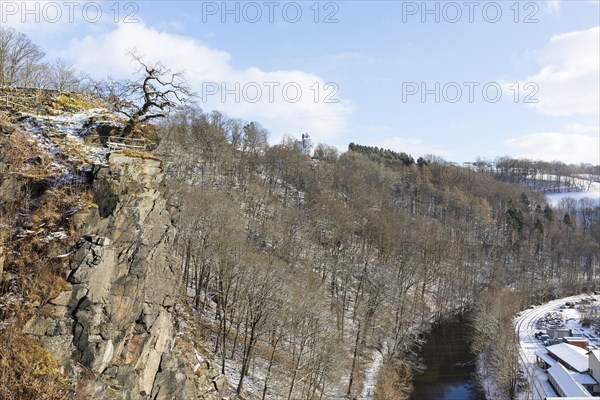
154, 107, 599, 399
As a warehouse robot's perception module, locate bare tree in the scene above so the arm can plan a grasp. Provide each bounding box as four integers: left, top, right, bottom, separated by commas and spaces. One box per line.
18, 61, 51, 89
236, 254, 282, 394
0, 27, 45, 87
47, 58, 80, 92
472, 288, 523, 399
100, 52, 194, 135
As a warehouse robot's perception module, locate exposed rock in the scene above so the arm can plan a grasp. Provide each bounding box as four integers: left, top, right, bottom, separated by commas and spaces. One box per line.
22, 315, 56, 336
21, 152, 228, 399
82, 117, 124, 146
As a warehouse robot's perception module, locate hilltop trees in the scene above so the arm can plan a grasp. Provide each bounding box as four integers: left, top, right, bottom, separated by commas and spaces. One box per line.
483, 156, 597, 193
348, 142, 415, 167
0, 27, 86, 91
46, 58, 81, 92
0, 27, 44, 87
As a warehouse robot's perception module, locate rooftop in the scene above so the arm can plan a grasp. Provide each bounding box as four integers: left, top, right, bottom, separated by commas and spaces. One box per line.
544, 398, 595, 400
547, 343, 590, 373
564, 337, 589, 342
571, 372, 598, 386
548, 363, 592, 398
537, 351, 558, 367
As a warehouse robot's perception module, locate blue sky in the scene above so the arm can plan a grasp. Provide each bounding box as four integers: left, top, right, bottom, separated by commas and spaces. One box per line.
4, 0, 599, 163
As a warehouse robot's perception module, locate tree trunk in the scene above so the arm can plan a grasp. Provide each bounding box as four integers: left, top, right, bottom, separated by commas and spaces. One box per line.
347, 321, 361, 397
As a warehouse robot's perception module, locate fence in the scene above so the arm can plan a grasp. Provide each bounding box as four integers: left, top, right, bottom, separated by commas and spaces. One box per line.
107, 136, 147, 151
0, 87, 53, 114
1, 87, 150, 153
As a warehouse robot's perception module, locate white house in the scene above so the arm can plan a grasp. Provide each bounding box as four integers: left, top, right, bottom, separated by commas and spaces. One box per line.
547, 363, 592, 398
538, 344, 600, 398
588, 350, 600, 394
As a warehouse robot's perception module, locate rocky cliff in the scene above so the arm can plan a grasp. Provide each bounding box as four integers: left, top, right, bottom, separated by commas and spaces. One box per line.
0, 103, 227, 399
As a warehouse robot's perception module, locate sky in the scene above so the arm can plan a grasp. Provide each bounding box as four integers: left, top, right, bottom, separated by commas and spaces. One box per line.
2, 0, 599, 164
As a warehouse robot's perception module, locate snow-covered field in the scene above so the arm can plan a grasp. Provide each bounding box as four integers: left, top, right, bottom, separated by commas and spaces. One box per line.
545, 178, 600, 207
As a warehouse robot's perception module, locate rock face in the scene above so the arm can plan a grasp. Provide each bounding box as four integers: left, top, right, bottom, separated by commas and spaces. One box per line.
23, 153, 227, 399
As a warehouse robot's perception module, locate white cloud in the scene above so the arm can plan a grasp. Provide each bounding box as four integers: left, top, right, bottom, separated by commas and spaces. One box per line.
518, 26, 600, 117
378, 137, 453, 159
504, 132, 599, 164
545, 0, 561, 15
565, 123, 600, 134
61, 22, 354, 140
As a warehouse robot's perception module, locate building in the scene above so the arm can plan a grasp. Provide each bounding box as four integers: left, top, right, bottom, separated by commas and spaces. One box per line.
589, 350, 600, 393
537, 351, 558, 370
564, 337, 590, 349
301, 133, 312, 156
547, 363, 593, 397
537, 344, 600, 398
548, 327, 572, 339
546, 343, 590, 373
545, 398, 597, 400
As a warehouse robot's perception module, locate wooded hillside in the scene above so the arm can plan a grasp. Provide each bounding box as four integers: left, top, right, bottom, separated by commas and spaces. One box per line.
156, 108, 599, 399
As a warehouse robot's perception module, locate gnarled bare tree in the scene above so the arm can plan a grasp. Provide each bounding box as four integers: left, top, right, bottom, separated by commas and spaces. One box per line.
100, 52, 194, 135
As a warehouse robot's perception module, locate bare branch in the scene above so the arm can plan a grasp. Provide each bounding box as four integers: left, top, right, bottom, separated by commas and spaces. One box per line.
95, 50, 195, 136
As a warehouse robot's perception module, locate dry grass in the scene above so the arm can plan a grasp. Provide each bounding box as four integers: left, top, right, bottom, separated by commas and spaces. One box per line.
5, 130, 55, 179
0, 120, 84, 398
9, 238, 71, 304
174, 301, 213, 360
48, 92, 106, 114
0, 110, 13, 127
0, 321, 73, 400
80, 190, 98, 209
53, 135, 96, 168
373, 360, 413, 400
131, 123, 160, 150
3, 122, 84, 181
0, 89, 109, 399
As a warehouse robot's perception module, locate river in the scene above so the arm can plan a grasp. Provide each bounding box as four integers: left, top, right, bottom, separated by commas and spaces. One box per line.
411, 315, 485, 400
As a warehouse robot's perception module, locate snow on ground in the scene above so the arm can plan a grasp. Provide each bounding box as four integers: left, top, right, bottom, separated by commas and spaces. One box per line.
476, 352, 503, 399
20, 109, 114, 173
186, 286, 356, 400
514, 293, 600, 400
544, 175, 600, 207
546, 187, 600, 207
360, 346, 383, 400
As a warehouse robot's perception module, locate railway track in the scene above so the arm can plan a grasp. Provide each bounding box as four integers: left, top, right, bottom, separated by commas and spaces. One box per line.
515, 304, 552, 399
